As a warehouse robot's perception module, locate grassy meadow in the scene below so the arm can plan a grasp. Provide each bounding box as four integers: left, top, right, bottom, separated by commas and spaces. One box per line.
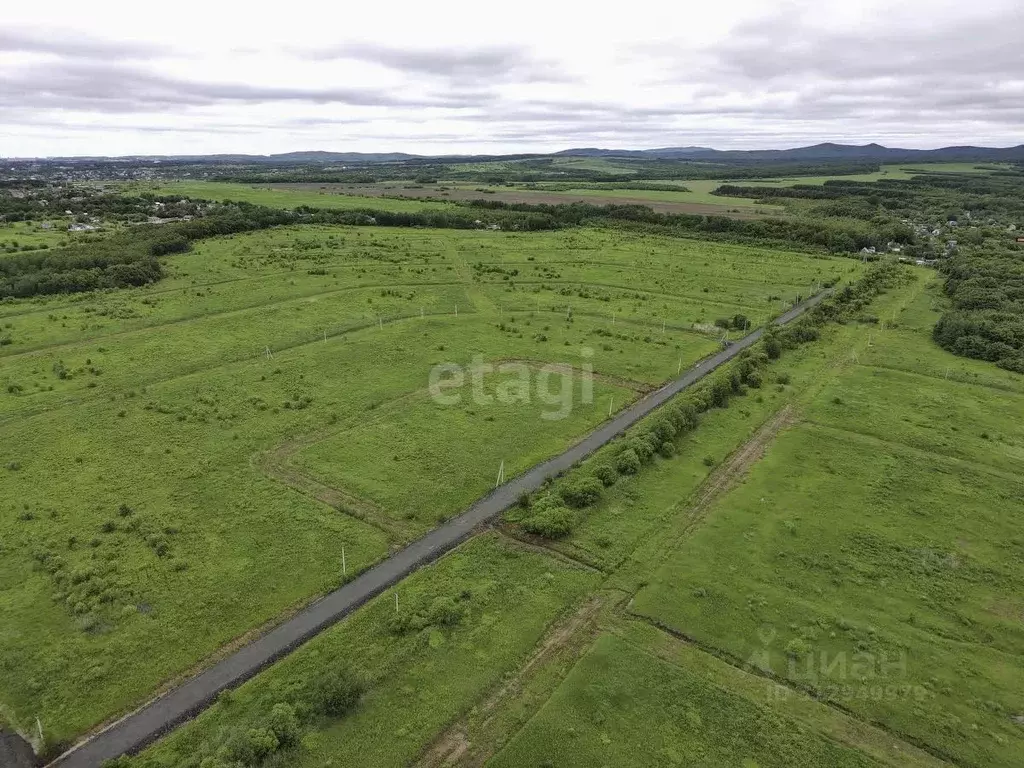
97, 259, 1021, 768
0, 223, 847, 747
133, 533, 601, 768
490, 634, 882, 768
630, 276, 1024, 767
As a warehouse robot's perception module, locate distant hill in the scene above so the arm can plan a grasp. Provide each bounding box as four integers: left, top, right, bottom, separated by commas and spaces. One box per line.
269, 151, 422, 163
12, 143, 1024, 165
552, 147, 712, 159
552, 143, 1024, 163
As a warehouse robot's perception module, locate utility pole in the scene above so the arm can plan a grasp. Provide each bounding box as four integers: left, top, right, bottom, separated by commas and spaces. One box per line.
341, 547, 346, 577
608, 395, 613, 417
495, 460, 505, 487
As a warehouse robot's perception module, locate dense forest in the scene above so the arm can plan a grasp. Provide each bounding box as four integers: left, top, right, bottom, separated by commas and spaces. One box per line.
710, 172, 1024, 371
933, 245, 1024, 372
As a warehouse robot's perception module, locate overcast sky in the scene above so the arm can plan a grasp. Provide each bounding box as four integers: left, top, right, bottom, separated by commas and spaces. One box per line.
1, 0, 1021, 157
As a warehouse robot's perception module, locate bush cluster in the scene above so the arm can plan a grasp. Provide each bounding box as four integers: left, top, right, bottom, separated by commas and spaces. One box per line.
104, 667, 366, 768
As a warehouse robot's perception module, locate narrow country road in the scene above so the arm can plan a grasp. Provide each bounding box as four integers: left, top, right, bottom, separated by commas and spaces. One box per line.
51, 291, 828, 768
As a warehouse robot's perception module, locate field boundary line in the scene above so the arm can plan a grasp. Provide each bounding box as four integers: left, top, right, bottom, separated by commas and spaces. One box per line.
416, 596, 606, 768
0, 306, 479, 428
0, 278, 470, 362
256, 360, 651, 542
803, 420, 1024, 484
605, 622, 954, 768
854, 360, 1024, 396
622, 614, 963, 767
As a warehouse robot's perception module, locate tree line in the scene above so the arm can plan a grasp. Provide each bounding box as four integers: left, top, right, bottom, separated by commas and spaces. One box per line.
934, 246, 1024, 373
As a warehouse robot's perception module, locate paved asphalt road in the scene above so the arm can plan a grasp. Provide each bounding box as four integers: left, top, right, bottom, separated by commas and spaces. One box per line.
52, 291, 828, 767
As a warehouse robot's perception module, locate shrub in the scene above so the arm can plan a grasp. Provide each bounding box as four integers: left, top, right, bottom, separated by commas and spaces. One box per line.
427, 596, 466, 627
702, 455, 716, 467
746, 370, 763, 388
615, 448, 642, 475
626, 434, 657, 462
522, 507, 576, 538
650, 417, 677, 442
658, 441, 676, 458
238, 727, 279, 763
267, 702, 300, 748
785, 637, 812, 660
310, 666, 366, 717
558, 476, 604, 508
592, 463, 618, 487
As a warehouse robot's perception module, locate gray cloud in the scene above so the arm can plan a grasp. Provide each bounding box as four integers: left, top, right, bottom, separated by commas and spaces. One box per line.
0, 61, 489, 113
0, 27, 170, 59
301, 42, 571, 84
622, 4, 1024, 136
2, 4, 1022, 155
710, 7, 1024, 82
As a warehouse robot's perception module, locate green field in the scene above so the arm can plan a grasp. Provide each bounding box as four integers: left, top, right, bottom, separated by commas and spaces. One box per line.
630, 278, 1024, 768
134, 533, 600, 768
549, 157, 641, 174
139, 181, 456, 213
490, 634, 882, 768
549, 185, 785, 213
0, 220, 91, 252
112, 264, 912, 768
84, 258, 1000, 768
705, 162, 1004, 190
0, 224, 848, 747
